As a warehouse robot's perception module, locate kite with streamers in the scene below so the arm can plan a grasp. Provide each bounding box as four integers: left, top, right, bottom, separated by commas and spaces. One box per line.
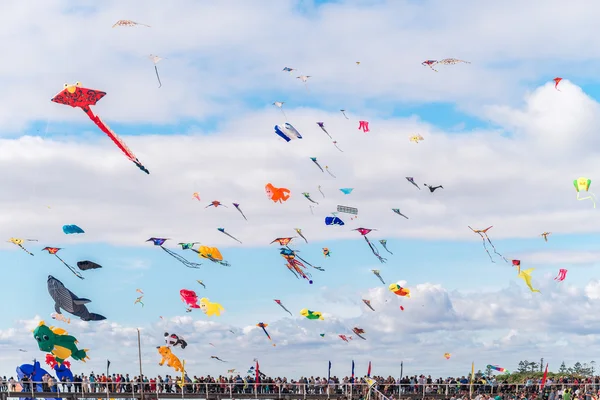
274, 123, 302, 142
148, 54, 164, 88
574, 177, 596, 208
362, 299, 375, 311
8, 237, 37, 255
468, 226, 508, 263
217, 228, 242, 244
273, 102, 287, 119
333, 141, 344, 152
211, 356, 227, 362
310, 157, 324, 173
303, 192, 319, 204
318, 185, 325, 198
113, 20, 150, 27
379, 240, 393, 255
553, 77, 562, 91
197, 246, 230, 266
197, 280, 206, 288
274, 299, 292, 316
340, 109, 349, 119
257, 323, 276, 346
266, 183, 291, 203
389, 282, 411, 297
295, 228, 308, 243
392, 209, 408, 219
192, 192, 201, 201
62, 225, 84, 234
232, 203, 247, 220
134, 289, 144, 307
316, 122, 332, 139
42, 248, 84, 279
406, 177, 420, 190
300, 309, 323, 320
554, 269, 568, 282
422, 58, 470, 72
352, 327, 366, 340
540, 232, 551, 242
146, 238, 202, 268
371, 269, 385, 284
51, 82, 149, 174
354, 228, 386, 263
325, 166, 336, 178
358, 121, 370, 132
280, 248, 314, 284
409, 134, 424, 143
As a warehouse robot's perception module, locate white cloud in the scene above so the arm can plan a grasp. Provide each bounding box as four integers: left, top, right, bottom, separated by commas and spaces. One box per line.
515, 250, 600, 266
2, 278, 600, 377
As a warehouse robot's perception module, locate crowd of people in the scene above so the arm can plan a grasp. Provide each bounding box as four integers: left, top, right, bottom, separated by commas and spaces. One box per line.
1, 372, 599, 399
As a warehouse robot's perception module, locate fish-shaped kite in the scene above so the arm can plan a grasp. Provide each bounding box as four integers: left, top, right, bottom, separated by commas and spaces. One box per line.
217, 228, 242, 244
232, 203, 248, 220
76, 261, 102, 271
51, 82, 149, 174
47, 275, 106, 321
274, 299, 292, 316
180, 289, 200, 311
50, 313, 71, 324
8, 237, 37, 255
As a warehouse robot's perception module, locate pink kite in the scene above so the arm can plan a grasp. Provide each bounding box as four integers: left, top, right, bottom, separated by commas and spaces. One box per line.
554, 268, 567, 282
358, 121, 369, 133
553, 77, 562, 91
180, 289, 200, 311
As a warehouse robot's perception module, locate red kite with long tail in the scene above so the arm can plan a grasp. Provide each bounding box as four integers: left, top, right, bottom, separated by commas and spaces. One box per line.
51, 82, 149, 174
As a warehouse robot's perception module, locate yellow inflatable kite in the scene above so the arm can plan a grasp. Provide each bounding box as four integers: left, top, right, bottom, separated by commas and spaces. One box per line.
574, 177, 596, 208
198, 246, 230, 266
200, 297, 225, 317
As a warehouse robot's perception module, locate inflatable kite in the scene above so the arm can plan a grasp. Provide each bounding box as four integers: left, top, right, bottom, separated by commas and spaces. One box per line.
444, 353, 451, 359
51, 82, 149, 174
62, 225, 84, 234
358, 121, 369, 133
300, 309, 324, 320
180, 289, 200, 310
165, 332, 187, 349
352, 327, 366, 340
274, 123, 302, 142
389, 282, 411, 297
574, 177, 596, 208
45, 354, 74, 383
50, 313, 70, 324
265, 183, 291, 203
76, 261, 102, 270
16, 360, 56, 396
33, 320, 89, 364
200, 297, 224, 317
197, 245, 230, 266
325, 216, 345, 226
487, 365, 507, 373
47, 275, 105, 321
157, 346, 183, 372
518, 268, 540, 293
555, 268, 568, 282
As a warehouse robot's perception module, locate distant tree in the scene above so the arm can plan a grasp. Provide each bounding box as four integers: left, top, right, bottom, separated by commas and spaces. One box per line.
573, 362, 583, 375
591, 361, 596, 376
540, 358, 544, 372
518, 361, 529, 373
559, 362, 568, 374
529, 362, 538, 372
485, 365, 492, 377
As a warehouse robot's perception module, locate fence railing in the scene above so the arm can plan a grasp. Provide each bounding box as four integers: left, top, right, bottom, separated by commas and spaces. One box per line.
1, 382, 598, 399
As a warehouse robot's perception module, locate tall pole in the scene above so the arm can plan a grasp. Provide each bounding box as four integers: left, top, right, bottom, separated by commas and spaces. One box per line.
138, 328, 144, 400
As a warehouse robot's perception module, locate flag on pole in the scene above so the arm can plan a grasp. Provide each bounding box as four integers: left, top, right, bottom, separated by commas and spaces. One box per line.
328, 361, 331, 381
351, 360, 355, 384
107, 360, 110, 375
255, 360, 260, 388
367, 361, 372, 377
541, 364, 548, 391
469, 362, 475, 397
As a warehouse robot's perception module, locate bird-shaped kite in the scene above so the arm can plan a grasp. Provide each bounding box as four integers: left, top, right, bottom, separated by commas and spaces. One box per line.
8, 237, 37, 255
42, 248, 83, 279
354, 228, 386, 263
274, 299, 292, 316
232, 203, 248, 220
206, 200, 227, 208
51, 82, 149, 174
362, 299, 375, 311
424, 183, 443, 192
518, 268, 540, 293
295, 228, 308, 243
371, 269, 385, 284
553, 77, 562, 91
148, 54, 164, 88
379, 240, 393, 255
273, 102, 287, 119
217, 228, 242, 244
146, 238, 202, 268
257, 323, 276, 346
392, 209, 408, 219
339, 335, 351, 343
540, 232, 551, 242
112, 20, 151, 28
134, 289, 144, 307
297, 75, 311, 92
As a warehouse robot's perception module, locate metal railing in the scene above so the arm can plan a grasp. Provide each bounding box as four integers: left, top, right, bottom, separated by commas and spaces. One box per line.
1, 382, 598, 399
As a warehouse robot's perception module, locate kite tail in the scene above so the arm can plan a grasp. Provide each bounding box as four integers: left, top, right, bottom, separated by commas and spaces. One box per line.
382, 244, 393, 255
318, 187, 325, 198
82, 107, 150, 174
326, 168, 336, 178
19, 244, 34, 256
55, 255, 84, 279
282, 306, 293, 316
235, 208, 248, 221
478, 234, 495, 263
484, 235, 508, 263
154, 65, 162, 88
313, 161, 324, 173
160, 246, 202, 269
333, 142, 344, 152
364, 236, 386, 263
376, 274, 385, 284
223, 232, 242, 244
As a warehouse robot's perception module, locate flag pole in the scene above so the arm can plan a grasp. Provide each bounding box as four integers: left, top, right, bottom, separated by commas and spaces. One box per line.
138, 328, 144, 400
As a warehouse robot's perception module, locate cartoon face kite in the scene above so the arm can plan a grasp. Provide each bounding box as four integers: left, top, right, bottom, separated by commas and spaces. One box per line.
33, 321, 89, 365
199, 298, 224, 317
389, 282, 410, 297
573, 177, 596, 208
265, 183, 291, 203
444, 353, 451, 360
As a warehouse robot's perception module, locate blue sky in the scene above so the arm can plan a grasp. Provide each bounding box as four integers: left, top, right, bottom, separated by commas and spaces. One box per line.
3, 0, 600, 379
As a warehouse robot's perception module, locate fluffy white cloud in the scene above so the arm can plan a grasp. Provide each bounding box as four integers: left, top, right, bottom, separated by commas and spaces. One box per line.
3, 278, 600, 378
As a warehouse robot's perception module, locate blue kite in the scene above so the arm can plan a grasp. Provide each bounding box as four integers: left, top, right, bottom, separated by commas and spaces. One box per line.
274, 123, 302, 142
62, 225, 84, 234
325, 216, 345, 226
340, 188, 354, 194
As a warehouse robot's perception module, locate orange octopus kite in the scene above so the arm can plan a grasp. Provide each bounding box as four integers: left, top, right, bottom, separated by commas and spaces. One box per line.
265, 183, 290, 203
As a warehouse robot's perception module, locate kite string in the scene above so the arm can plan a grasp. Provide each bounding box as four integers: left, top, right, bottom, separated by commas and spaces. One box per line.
55, 255, 84, 279
364, 236, 386, 263
160, 246, 202, 269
